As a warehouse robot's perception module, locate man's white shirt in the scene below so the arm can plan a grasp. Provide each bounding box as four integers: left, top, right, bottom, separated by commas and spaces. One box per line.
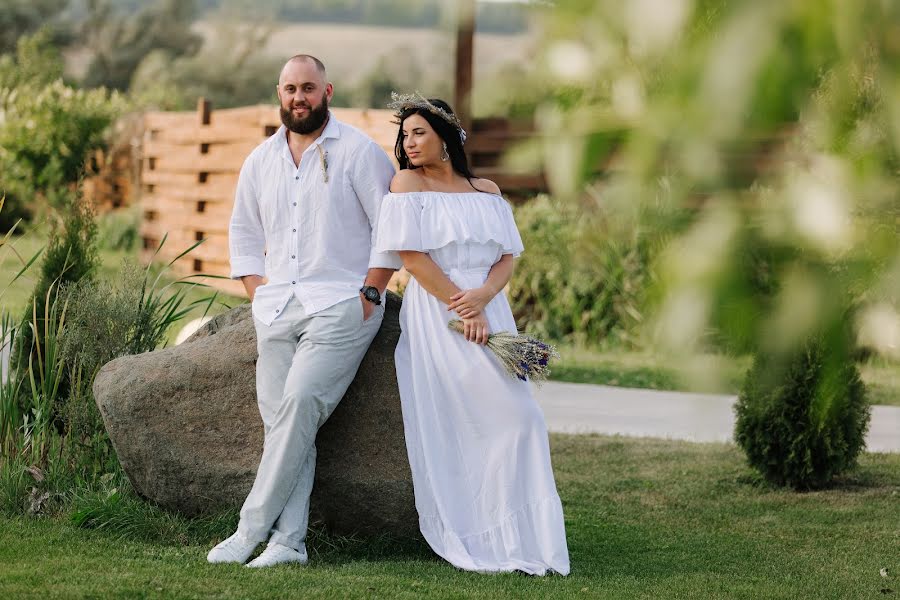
229, 114, 401, 325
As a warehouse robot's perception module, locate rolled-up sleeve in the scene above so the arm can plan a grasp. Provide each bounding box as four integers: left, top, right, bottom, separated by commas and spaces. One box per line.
350, 141, 403, 270
228, 154, 266, 279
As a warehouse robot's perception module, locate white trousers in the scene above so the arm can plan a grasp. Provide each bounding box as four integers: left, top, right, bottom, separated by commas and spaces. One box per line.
237, 295, 384, 550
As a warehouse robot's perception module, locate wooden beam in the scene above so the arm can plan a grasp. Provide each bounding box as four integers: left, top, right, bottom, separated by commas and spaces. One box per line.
198, 97, 211, 126
454, 0, 475, 134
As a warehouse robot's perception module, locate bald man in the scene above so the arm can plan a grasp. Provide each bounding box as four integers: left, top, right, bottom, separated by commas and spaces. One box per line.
208, 55, 400, 567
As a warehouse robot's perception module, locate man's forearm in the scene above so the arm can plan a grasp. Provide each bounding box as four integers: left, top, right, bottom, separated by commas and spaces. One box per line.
241, 274, 265, 301
363, 268, 395, 295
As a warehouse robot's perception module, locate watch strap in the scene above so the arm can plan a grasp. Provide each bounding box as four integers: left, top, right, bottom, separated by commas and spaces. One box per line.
359, 285, 382, 305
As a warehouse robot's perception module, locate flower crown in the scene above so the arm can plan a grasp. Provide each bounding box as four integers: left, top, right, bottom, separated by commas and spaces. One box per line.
388, 91, 468, 145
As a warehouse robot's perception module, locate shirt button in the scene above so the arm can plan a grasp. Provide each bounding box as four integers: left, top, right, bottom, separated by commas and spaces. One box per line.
275, 309, 280, 313
293, 202, 297, 206
291, 255, 296, 258
294, 176, 299, 180
292, 228, 296, 232
292, 281, 296, 284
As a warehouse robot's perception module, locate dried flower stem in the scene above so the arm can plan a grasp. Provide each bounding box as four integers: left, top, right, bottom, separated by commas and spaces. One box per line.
448, 319, 559, 385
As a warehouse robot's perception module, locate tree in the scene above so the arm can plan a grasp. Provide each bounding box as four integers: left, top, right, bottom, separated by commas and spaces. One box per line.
80, 0, 202, 91
0, 0, 70, 55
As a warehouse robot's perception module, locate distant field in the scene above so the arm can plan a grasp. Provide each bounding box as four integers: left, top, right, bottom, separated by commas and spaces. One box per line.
192, 20, 535, 113
62, 21, 535, 113
192, 21, 535, 85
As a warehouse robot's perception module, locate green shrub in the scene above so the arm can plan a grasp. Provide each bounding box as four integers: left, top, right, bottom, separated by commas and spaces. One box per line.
31, 190, 99, 305
734, 332, 871, 490
14, 190, 98, 396
0, 30, 125, 225
56, 248, 219, 478
58, 262, 151, 475
0, 30, 61, 229
0, 27, 62, 89
509, 195, 656, 347
0, 79, 124, 216
60, 262, 148, 378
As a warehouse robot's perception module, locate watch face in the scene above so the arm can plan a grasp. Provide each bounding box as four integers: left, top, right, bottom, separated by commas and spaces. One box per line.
364, 287, 379, 301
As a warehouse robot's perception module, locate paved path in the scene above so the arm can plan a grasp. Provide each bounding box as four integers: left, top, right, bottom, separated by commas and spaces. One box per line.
533, 381, 900, 453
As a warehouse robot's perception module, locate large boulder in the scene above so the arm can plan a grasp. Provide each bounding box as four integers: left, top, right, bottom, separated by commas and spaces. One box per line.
93, 293, 419, 538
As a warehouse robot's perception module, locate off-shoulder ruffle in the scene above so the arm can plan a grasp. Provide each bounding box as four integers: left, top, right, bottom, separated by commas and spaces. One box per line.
374, 191, 524, 256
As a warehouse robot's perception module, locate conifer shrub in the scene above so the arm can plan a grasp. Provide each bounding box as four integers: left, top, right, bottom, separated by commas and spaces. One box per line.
734, 333, 870, 490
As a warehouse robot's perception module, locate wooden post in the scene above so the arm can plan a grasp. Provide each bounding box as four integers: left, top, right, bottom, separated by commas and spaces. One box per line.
198, 97, 211, 126
454, 0, 475, 136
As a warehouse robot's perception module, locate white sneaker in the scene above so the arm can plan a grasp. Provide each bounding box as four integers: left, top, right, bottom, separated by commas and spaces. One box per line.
245, 542, 308, 568
207, 531, 260, 564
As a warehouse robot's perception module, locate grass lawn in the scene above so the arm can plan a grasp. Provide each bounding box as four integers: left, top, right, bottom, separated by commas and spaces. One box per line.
0, 435, 897, 599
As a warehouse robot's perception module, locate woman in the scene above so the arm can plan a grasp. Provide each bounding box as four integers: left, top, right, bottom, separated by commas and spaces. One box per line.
375, 93, 570, 575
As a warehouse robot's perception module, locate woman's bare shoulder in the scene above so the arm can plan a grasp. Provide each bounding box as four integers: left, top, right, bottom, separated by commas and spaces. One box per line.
390, 169, 425, 193
472, 178, 501, 195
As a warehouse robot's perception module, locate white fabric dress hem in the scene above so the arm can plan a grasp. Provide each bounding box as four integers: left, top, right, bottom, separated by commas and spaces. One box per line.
419, 494, 571, 576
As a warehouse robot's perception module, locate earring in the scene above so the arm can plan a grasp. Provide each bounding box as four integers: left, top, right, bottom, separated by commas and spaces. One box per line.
441, 142, 449, 162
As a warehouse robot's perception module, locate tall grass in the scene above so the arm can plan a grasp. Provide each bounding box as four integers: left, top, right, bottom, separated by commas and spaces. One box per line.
0, 313, 26, 455
128, 233, 223, 354
0, 224, 225, 514
69, 471, 239, 545
21, 283, 70, 466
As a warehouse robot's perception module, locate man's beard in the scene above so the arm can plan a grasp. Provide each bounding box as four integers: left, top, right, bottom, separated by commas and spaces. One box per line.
281, 94, 329, 134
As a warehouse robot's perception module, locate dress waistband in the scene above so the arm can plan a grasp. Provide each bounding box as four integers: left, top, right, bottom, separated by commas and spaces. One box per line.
445, 267, 491, 276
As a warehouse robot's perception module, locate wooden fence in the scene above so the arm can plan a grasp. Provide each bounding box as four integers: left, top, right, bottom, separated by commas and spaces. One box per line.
139, 100, 545, 298
140, 102, 399, 296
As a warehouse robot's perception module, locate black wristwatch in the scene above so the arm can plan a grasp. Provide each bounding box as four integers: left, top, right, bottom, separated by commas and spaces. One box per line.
359, 285, 382, 306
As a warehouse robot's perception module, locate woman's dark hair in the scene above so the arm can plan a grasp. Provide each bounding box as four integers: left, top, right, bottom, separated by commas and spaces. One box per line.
393, 98, 486, 192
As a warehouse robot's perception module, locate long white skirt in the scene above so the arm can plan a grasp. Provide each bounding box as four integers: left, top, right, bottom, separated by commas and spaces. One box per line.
395, 273, 570, 576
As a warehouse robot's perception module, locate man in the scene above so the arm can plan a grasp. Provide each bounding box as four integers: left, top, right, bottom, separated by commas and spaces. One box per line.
208, 54, 399, 568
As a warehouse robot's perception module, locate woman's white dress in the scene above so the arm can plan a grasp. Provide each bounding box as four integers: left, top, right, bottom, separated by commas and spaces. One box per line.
375, 191, 570, 576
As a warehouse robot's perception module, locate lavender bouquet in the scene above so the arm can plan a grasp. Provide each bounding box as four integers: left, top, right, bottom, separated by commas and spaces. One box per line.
448, 319, 559, 385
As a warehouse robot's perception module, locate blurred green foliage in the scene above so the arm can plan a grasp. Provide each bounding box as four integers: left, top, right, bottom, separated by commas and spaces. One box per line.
0, 27, 63, 88
503, 0, 900, 482
510, 195, 656, 348
128, 15, 283, 110
80, 0, 202, 91
505, 0, 899, 363
0, 30, 125, 228
0, 0, 71, 55
95, 205, 139, 252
